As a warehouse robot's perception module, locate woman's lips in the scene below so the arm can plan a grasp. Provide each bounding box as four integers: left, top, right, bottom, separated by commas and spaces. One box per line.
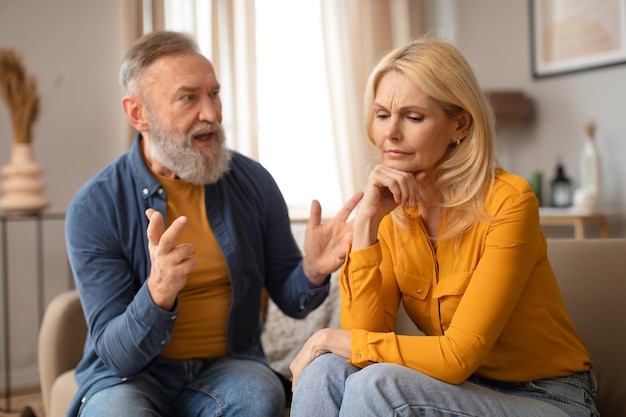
385, 149, 410, 158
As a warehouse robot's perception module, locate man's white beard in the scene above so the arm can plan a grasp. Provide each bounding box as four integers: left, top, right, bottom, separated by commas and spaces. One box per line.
147, 115, 231, 185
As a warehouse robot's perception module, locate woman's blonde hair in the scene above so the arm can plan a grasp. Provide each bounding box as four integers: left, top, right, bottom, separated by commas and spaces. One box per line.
364, 38, 498, 242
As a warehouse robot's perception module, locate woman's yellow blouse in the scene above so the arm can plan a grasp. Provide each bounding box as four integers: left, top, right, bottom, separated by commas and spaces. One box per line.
340, 169, 591, 384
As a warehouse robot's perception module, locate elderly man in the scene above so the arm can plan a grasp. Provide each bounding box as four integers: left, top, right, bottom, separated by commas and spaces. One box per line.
65, 31, 361, 417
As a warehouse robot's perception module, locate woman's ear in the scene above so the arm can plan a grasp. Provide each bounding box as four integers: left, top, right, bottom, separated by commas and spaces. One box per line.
122, 96, 149, 132
454, 111, 472, 140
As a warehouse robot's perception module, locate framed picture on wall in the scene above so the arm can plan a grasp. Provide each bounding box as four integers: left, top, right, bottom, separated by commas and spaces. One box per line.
530, 0, 626, 78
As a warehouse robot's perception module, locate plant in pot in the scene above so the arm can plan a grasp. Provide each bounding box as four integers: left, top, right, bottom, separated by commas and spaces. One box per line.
0, 48, 49, 216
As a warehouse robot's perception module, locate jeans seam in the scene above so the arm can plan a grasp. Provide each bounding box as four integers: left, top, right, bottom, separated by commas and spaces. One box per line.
524, 381, 591, 413
185, 382, 224, 417
396, 404, 478, 417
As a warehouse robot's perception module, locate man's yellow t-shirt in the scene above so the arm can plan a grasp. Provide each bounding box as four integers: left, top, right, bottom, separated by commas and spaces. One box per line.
156, 175, 231, 359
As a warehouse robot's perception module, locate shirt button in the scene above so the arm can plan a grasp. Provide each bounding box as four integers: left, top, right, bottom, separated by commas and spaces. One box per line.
356, 354, 362, 359
160, 340, 166, 345
157, 188, 164, 195
171, 315, 177, 320
142, 188, 149, 195
299, 305, 305, 310
308, 292, 315, 296
81, 397, 87, 403
417, 288, 422, 294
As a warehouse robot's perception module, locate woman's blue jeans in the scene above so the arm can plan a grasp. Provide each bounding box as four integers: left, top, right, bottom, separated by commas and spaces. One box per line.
291, 353, 599, 417
77, 356, 286, 417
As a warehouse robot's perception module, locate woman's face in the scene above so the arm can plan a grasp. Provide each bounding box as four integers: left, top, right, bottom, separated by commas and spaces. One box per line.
372, 70, 466, 175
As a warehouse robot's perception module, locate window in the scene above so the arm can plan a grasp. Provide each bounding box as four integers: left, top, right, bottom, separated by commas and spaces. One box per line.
162, 0, 342, 219
255, 0, 341, 219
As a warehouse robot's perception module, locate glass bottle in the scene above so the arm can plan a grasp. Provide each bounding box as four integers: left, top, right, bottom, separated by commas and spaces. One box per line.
551, 162, 572, 208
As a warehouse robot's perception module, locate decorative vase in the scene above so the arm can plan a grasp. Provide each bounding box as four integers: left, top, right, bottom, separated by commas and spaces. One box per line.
0, 142, 49, 216
573, 121, 602, 211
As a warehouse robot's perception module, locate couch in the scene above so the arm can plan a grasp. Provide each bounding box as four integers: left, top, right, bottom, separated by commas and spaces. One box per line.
22, 238, 626, 417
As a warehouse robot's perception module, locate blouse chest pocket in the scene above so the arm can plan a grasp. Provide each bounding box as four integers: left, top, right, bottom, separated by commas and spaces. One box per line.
396, 270, 432, 301
432, 272, 472, 299
432, 271, 473, 329
395, 270, 433, 334
396, 270, 473, 334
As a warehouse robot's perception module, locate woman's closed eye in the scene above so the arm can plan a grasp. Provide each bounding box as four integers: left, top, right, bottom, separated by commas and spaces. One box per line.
375, 111, 390, 120
406, 113, 424, 122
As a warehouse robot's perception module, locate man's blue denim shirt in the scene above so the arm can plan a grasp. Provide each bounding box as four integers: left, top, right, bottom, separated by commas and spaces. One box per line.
64, 134, 330, 415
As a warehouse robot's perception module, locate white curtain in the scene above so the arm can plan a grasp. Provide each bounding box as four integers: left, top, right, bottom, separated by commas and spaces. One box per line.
320, 0, 423, 198
209, 0, 259, 159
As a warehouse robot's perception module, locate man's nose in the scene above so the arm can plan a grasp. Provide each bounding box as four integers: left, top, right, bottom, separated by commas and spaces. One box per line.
199, 96, 220, 123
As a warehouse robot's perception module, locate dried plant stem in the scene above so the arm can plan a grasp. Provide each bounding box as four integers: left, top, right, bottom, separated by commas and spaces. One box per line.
0, 48, 40, 144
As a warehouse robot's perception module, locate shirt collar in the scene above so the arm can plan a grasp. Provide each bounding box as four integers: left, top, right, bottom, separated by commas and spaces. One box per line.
129, 133, 165, 201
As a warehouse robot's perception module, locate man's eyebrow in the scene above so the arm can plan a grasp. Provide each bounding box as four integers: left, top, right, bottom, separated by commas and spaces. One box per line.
175, 86, 199, 94
175, 83, 220, 94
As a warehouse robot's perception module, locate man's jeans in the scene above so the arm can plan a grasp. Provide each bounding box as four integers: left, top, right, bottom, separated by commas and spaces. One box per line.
78, 356, 285, 417
291, 353, 599, 417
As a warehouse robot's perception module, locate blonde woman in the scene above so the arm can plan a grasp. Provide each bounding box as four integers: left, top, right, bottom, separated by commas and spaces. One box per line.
289, 38, 599, 417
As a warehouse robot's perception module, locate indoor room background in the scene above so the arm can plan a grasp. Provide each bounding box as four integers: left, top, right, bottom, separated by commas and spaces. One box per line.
1, 0, 625, 395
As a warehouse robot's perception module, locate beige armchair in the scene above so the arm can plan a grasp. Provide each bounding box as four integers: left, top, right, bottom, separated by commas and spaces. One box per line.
24, 239, 626, 417
23, 290, 86, 417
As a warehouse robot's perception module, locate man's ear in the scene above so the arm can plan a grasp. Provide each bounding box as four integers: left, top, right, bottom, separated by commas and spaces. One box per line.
122, 96, 149, 132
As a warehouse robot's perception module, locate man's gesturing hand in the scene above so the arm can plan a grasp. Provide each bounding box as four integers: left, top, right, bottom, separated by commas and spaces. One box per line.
302, 192, 363, 285
145, 209, 198, 310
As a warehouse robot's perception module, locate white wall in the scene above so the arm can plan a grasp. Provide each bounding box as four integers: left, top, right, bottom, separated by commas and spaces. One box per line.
0, 0, 129, 389
0, 0, 129, 211
447, 0, 626, 235
1, 0, 625, 391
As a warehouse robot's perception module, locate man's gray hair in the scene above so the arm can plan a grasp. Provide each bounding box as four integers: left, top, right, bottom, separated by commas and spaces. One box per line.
119, 31, 200, 94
